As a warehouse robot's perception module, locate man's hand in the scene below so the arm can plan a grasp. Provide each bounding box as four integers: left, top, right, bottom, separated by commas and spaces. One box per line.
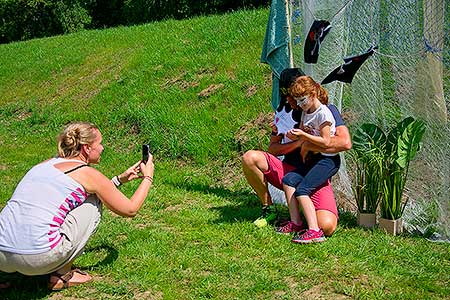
269, 122, 279, 135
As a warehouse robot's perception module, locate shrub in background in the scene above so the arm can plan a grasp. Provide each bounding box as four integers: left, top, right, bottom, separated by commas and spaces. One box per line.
0, 0, 92, 43
0, 0, 269, 43
54, 0, 92, 33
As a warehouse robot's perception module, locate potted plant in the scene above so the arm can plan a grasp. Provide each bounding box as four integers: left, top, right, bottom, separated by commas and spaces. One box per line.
378, 117, 426, 235
351, 117, 426, 234
351, 124, 385, 228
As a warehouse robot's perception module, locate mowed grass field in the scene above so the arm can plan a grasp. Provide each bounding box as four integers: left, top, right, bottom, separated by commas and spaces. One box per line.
0, 8, 449, 300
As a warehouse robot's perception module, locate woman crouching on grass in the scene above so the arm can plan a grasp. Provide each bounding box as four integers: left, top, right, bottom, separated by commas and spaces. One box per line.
0, 121, 154, 290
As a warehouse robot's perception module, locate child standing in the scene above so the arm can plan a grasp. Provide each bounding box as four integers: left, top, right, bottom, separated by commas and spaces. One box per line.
280, 76, 341, 243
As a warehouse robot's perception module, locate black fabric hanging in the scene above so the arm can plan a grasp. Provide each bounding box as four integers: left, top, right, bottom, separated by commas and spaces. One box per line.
321, 46, 377, 84
304, 20, 332, 64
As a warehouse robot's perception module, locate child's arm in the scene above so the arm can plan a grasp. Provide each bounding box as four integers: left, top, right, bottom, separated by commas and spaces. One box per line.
286, 121, 332, 148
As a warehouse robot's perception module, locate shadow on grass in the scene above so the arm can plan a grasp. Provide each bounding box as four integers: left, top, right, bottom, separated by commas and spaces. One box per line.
166, 181, 296, 225
81, 244, 119, 269
0, 243, 118, 299
169, 180, 366, 229
337, 210, 358, 228
0, 273, 49, 300
166, 181, 263, 223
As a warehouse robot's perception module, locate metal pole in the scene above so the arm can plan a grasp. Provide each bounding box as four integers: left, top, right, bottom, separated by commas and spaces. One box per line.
285, 0, 294, 67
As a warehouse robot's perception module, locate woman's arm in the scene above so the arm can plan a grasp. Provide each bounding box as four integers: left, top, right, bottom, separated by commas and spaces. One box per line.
74, 158, 155, 217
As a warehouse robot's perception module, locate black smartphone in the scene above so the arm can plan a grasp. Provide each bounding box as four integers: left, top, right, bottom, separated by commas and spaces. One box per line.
142, 144, 150, 163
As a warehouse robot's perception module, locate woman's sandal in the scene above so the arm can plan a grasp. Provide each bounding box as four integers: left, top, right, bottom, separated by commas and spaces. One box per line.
48, 269, 92, 291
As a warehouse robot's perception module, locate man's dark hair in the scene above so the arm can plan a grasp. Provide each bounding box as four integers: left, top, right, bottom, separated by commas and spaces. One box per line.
277, 67, 306, 113
279, 67, 306, 96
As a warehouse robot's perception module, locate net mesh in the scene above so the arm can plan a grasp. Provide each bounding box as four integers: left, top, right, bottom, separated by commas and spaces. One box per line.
286, 0, 449, 241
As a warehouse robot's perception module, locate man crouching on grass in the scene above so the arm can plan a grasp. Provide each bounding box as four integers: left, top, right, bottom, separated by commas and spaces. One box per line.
241, 68, 352, 238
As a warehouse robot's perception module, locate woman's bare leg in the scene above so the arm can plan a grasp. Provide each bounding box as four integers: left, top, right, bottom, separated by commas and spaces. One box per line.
283, 184, 303, 224
299, 195, 320, 231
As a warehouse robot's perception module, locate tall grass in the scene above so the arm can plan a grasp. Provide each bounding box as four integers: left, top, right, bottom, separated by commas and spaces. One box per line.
0, 8, 449, 300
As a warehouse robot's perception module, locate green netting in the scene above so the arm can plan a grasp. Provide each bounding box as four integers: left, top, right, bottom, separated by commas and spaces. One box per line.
285, 0, 449, 240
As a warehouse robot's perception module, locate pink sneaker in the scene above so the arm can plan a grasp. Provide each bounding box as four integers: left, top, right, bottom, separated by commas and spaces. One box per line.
275, 221, 306, 235
292, 229, 326, 243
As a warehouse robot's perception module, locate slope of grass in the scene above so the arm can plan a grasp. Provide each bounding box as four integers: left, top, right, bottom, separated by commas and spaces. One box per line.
0, 8, 449, 300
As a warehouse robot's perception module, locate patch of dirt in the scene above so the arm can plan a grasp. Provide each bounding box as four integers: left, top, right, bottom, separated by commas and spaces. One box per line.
235, 111, 273, 145
197, 67, 216, 78
246, 85, 257, 97
285, 276, 299, 290
135, 223, 148, 229
134, 290, 163, 300
300, 284, 350, 300
197, 83, 224, 98
164, 204, 184, 212
226, 70, 236, 81
161, 68, 216, 91
17, 111, 32, 120
219, 154, 246, 188
179, 80, 199, 91
50, 295, 83, 300
161, 72, 187, 88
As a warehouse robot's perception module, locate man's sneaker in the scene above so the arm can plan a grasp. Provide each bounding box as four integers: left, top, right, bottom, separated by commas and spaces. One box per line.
253, 205, 277, 228
292, 229, 326, 244
275, 221, 306, 235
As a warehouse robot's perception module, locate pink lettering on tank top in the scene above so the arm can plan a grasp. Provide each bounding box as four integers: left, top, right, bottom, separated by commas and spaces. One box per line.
71, 191, 83, 204
76, 187, 87, 199
48, 235, 59, 242
65, 197, 75, 209
49, 235, 63, 249
52, 216, 64, 225
59, 204, 69, 213
47, 187, 88, 250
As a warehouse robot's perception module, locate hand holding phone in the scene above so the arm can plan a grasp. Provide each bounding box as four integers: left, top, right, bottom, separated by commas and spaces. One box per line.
142, 144, 150, 163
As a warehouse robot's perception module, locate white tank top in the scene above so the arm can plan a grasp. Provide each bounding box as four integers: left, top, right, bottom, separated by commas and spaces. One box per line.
0, 158, 88, 254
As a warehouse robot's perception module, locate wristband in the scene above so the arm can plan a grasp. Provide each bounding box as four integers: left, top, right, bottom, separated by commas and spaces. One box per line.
271, 131, 278, 136
112, 176, 122, 187
142, 176, 153, 183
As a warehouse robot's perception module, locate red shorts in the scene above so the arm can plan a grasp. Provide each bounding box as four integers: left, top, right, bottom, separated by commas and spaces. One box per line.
262, 152, 338, 217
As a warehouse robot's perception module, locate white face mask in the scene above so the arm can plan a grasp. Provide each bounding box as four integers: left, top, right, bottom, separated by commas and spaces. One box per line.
294, 96, 309, 107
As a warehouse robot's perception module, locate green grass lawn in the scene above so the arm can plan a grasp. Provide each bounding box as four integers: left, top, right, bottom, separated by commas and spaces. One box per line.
0, 7, 449, 300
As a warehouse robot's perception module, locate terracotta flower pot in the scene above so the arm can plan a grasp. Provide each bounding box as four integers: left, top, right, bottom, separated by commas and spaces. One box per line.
379, 217, 403, 235
357, 212, 376, 228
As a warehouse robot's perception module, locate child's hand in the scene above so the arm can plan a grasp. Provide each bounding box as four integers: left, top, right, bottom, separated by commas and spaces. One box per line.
300, 125, 313, 134
286, 128, 304, 140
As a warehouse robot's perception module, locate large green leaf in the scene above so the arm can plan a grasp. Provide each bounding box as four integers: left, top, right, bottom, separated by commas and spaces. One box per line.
396, 119, 426, 168
352, 123, 386, 158
386, 116, 415, 157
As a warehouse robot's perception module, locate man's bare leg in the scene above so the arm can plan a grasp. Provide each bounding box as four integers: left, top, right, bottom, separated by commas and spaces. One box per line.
242, 150, 272, 206
317, 210, 337, 237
